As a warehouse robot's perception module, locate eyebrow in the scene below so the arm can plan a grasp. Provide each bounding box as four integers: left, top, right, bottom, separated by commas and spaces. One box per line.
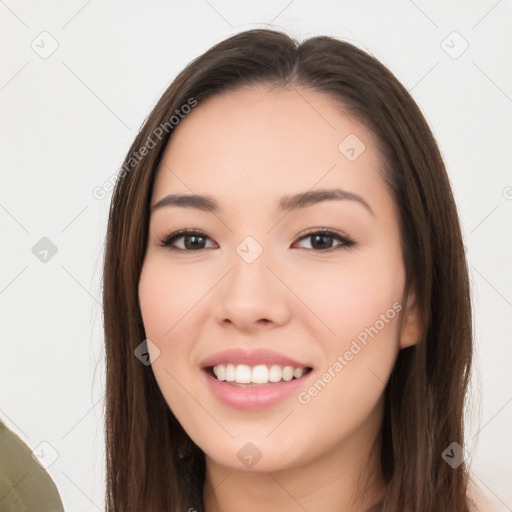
151, 188, 374, 215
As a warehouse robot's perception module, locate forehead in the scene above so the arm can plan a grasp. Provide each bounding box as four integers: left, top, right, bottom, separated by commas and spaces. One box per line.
152, 85, 386, 208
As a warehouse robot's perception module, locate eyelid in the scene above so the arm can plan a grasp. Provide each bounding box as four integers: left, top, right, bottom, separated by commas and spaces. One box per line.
158, 228, 217, 249
292, 227, 355, 250
158, 227, 356, 251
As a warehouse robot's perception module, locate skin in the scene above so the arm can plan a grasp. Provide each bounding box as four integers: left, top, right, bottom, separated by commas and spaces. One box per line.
138, 85, 421, 512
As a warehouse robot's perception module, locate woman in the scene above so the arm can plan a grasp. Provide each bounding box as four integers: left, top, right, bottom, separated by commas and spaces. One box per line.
102, 29, 474, 511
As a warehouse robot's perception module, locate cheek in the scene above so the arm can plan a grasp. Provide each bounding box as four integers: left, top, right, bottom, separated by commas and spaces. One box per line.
290, 251, 404, 408
292, 263, 403, 448
138, 257, 204, 416
138, 255, 210, 344
138, 257, 202, 392
290, 253, 405, 344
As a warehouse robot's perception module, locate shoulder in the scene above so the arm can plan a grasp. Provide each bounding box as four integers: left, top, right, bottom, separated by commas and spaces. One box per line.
468, 480, 502, 512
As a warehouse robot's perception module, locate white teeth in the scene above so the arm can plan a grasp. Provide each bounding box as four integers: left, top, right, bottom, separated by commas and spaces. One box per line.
235, 364, 252, 384
268, 365, 282, 382
251, 364, 268, 384
211, 363, 309, 384
282, 366, 294, 381
225, 364, 236, 382
213, 364, 226, 381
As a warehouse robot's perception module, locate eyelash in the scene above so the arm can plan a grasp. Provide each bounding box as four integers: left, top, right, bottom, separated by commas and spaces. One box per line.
158, 227, 356, 253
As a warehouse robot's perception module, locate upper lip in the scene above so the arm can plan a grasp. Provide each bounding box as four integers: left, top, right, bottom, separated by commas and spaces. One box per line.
200, 348, 313, 369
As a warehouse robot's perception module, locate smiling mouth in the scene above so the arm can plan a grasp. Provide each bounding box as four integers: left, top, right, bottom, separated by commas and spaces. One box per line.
205, 364, 313, 387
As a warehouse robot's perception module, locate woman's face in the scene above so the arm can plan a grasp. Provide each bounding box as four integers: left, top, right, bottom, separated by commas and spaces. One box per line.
138, 85, 419, 473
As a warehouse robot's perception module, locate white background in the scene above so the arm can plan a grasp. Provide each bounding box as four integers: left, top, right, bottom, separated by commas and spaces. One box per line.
1, 1, 511, 511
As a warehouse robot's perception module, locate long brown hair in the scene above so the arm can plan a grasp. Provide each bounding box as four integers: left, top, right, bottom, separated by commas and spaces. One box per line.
102, 29, 473, 511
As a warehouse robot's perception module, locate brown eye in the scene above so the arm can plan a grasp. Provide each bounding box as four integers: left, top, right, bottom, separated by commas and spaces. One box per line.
294, 229, 355, 251
160, 230, 216, 251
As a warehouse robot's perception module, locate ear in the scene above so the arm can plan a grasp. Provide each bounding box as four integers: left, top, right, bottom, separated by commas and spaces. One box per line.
399, 288, 422, 348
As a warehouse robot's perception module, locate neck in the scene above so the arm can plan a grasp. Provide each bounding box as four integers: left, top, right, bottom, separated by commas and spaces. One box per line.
202, 405, 386, 512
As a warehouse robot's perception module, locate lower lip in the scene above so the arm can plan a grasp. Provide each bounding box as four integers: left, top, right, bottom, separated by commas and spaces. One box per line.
202, 369, 314, 411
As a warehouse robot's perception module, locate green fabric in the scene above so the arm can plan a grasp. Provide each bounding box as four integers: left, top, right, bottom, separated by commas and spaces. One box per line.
0, 419, 64, 512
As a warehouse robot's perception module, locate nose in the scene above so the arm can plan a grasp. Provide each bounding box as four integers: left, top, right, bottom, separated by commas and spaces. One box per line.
212, 246, 292, 332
